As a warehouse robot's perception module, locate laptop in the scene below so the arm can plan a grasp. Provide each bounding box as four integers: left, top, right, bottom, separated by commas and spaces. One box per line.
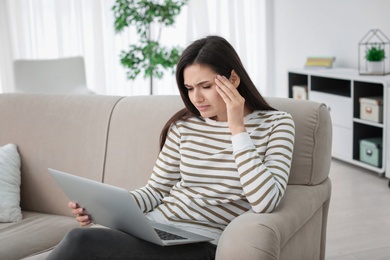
48, 168, 213, 246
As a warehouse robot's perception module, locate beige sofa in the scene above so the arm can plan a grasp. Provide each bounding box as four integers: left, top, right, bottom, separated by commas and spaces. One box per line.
0, 93, 332, 260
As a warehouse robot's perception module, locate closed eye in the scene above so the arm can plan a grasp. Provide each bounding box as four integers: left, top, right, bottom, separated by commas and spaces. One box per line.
184, 84, 193, 91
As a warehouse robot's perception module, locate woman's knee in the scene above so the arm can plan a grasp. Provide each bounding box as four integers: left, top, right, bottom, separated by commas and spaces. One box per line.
47, 228, 93, 259
60, 227, 97, 249
65, 228, 89, 241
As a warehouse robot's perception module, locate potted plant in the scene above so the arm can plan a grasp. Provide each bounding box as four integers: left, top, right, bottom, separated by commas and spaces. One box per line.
112, 0, 188, 95
365, 45, 386, 73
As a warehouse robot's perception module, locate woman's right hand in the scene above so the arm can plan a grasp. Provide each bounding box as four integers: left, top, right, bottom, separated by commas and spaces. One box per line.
68, 201, 92, 226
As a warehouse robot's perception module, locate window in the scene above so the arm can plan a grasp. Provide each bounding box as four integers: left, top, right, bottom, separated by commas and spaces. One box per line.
0, 0, 271, 96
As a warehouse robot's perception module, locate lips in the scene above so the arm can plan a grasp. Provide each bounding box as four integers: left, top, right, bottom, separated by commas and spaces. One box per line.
196, 105, 209, 112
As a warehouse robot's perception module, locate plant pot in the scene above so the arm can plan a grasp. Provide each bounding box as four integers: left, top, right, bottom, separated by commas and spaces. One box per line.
367, 61, 384, 73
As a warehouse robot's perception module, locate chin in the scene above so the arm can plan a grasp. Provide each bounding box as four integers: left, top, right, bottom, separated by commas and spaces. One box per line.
200, 112, 215, 119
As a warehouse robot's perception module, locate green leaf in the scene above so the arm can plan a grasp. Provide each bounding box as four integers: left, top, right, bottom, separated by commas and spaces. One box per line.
113, 0, 188, 84
365, 45, 386, 62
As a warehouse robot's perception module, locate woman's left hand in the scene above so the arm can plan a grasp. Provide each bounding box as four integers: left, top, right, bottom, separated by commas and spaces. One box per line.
215, 75, 246, 135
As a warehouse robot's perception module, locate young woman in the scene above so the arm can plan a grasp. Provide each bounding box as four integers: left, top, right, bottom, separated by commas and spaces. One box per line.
47, 35, 295, 260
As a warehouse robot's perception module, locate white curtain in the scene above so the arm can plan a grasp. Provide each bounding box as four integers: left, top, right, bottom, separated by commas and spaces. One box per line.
0, 0, 272, 96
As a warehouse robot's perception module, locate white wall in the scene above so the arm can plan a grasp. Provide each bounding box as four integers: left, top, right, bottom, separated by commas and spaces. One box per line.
273, 0, 390, 97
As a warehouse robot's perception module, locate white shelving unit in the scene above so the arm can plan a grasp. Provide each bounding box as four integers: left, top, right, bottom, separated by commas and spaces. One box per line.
288, 68, 390, 181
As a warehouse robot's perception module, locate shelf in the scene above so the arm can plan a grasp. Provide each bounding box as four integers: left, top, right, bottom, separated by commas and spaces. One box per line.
351, 159, 385, 175
288, 68, 390, 176
353, 118, 383, 128
288, 73, 308, 98
311, 76, 350, 97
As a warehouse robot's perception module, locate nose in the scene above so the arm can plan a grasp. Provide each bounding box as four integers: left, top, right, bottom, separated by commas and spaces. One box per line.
192, 88, 204, 103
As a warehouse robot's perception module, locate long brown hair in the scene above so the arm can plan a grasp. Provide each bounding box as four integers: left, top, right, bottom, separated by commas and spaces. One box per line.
160, 35, 275, 149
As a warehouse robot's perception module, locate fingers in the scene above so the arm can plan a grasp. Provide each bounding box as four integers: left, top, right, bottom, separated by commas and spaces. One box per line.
215, 75, 245, 107
68, 201, 77, 209
76, 214, 91, 226
215, 75, 246, 135
215, 75, 237, 100
68, 201, 91, 226
71, 206, 85, 215
69, 201, 82, 215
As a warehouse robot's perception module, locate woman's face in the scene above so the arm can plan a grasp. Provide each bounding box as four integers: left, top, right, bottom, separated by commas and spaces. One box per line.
183, 64, 228, 121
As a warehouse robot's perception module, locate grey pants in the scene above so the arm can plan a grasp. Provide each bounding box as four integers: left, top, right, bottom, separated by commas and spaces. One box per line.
47, 228, 217, 260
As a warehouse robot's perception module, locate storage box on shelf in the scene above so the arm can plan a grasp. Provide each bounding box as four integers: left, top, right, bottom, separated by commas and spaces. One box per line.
359, 96, 383, 123
292, 85, 308, 100
359, 137, 383, 167
288, 68, 390, 181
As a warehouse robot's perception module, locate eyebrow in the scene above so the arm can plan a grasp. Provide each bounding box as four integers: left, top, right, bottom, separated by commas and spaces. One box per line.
184, 80, 212, 88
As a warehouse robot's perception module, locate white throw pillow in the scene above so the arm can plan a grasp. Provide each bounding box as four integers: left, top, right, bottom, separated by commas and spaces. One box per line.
0, 144, 22, 222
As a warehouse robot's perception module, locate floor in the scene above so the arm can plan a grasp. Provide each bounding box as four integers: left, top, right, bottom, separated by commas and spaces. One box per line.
325, 159, 390, 259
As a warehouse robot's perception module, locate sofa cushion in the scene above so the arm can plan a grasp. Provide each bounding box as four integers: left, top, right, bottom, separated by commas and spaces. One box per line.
0, 143, 22, 223
0, 211, 79, 260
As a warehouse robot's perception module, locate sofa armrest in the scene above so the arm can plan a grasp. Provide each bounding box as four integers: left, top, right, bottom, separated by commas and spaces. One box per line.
216, 178, 331, 260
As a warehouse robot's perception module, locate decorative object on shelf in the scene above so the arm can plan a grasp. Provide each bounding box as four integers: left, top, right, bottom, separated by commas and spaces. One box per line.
112, 0, 188, 95
359, 29, 390, 75
304, 57, 335, 69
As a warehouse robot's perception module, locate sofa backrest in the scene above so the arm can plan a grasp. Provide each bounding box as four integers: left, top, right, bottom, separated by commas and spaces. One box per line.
0, 94, 122, 216
102, 95, 185, 190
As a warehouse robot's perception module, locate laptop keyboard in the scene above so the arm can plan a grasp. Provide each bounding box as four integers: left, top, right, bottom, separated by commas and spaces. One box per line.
154, 228, 188, 240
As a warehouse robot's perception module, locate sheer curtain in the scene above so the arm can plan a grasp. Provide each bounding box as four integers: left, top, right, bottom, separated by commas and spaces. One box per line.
0, 0, 272, 96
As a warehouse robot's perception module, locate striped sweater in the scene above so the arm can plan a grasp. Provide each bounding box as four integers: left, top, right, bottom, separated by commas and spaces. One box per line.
130, 110, 295, 233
